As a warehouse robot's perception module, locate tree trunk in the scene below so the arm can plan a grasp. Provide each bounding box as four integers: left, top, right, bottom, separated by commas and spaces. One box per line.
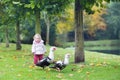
44, 12, 50, 45
35, 8, 41, 34
5, 26, 9, 48
74, 0, 85, 63
46, 19, 50, 45
16, 20, 22, 50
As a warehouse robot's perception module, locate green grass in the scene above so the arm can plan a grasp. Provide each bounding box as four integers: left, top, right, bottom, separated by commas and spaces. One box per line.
0, 43, 120, 80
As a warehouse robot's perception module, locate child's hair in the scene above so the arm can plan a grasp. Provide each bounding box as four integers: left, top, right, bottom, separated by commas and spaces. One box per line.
33, 34, 42, 40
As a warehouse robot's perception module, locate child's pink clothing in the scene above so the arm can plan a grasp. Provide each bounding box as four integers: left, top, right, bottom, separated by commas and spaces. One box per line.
34, 54, 43, 64
32, 40, 46, 55
31, 40, 46, 65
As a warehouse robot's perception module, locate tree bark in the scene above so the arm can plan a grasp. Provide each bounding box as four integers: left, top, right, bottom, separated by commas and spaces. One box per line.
46, 18, 50, 45
35, 8, 41, 34
5, 26, 9, 48
16, 20, 22, 50
74, 0, 85, 63
44, 12, 50, 45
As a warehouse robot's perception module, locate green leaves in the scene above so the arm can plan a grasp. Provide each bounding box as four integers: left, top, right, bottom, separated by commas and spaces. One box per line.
24, 3, 35, 9
12, 1, 20, 5
81, 0, 120, 14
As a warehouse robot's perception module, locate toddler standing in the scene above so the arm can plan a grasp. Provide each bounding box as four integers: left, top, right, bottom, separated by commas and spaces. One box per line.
32, 34, 46, 65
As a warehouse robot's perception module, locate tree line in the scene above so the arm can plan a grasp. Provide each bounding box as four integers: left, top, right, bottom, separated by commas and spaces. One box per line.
0, 0, 120, 63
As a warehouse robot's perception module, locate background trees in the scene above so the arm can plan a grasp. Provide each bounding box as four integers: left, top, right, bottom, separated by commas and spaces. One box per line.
0, 0, 120, 63
0, 0, 72, 48
74, 0, 120, 63
101, 2, 120, 39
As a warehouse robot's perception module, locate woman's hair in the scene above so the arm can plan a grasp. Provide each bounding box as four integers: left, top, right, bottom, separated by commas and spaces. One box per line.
33, 34, 42, 40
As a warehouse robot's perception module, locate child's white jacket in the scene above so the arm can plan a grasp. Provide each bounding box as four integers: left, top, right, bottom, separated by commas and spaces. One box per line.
32, 40, 46, 55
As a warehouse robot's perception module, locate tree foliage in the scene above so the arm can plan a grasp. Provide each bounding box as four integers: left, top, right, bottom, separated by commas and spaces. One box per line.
74, 0, 120, 63
56, 7, 74, 34
99, 2, 120, 39
84, 5, 107, 36
23, 0, 73, 34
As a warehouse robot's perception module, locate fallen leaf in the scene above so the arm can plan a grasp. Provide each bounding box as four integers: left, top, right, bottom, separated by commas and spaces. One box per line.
22, 64, 26, 67
80, 64, 85, 68
102, 61, 108, 66
89, 63, 95, 66
28, 74, 32, 77
71, 68, 77, 71
86, 71, 90, 75
61, 79, 67, 80
69, 74, 74, 77
29, 65, 35, 69
56, 73, 63, 78
17, 74, 21, 77
96, 63, 102, 66
13, 56, 17, 59
46, 67, 51, 71
77, 69, 82, 73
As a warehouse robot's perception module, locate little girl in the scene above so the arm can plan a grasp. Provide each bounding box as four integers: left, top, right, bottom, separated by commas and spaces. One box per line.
32, 34, 46, 65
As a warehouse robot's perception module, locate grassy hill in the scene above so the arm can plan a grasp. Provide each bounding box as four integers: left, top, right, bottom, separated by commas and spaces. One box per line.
0, 43, 120, 80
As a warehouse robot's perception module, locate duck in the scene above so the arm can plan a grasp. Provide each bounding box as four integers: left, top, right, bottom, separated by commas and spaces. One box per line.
36, 46, 56, 69
50, 53, 70, 71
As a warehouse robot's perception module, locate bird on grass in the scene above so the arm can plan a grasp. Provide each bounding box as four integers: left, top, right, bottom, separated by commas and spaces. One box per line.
50, 53, 70, 71
36, 46, 56, 69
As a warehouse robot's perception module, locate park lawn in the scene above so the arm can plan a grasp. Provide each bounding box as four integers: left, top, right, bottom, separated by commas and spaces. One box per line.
0, 43, 120, 80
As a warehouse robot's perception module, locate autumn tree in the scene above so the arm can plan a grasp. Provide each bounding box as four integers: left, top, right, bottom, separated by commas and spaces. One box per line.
74, 0, 120, 63
56, 6, 74, 45
84, 5, 107, 38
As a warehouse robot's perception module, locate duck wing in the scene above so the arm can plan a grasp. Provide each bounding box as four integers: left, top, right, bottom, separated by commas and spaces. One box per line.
36, 57, 51, 68
50, 61, 66, 70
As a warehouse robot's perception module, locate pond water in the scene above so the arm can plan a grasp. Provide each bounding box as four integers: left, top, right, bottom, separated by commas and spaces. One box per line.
65, 47, 120, 55
89, 50, 120, 55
